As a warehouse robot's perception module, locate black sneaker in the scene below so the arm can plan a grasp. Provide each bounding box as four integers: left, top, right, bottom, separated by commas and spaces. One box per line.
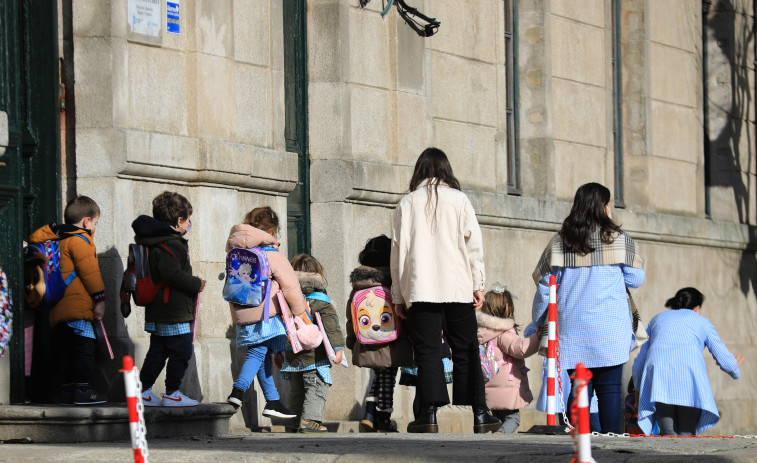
227, 387, 244, 409
262, 399, 296, 419
58, 384, 76, 405
73, 388, 107, 405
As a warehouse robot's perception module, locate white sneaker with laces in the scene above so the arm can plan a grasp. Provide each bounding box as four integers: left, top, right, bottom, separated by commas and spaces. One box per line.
162, 390, 199, 407
141, 388, 162, 407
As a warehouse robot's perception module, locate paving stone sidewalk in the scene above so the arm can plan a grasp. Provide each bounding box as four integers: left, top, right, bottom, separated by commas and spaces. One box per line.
0, 432, 755, 462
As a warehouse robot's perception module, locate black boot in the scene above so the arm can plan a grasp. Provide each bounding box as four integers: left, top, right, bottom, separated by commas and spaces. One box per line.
407, 405, 438, 433
473, 406, 501, 434
361, 401, 376, 432
375, 410, 399, 433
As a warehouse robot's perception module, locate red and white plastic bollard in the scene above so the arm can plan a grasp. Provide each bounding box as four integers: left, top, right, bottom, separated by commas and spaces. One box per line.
546, 274, 558, 426
571, 363, 594, 463
122, 356, 149, 463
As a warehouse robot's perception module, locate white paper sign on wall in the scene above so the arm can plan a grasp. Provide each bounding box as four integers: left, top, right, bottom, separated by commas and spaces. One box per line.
128, 0, 161, 38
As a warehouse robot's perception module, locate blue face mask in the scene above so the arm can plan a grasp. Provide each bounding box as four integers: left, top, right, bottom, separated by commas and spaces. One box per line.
173, 220, 192, 235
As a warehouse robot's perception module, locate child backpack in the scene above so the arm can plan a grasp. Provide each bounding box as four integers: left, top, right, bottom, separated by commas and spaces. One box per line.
350, 286, 399, 345
479, 339, 507, 383
222, 246, 276, 322
120, 243, 178, 314
23, 234, 90, 310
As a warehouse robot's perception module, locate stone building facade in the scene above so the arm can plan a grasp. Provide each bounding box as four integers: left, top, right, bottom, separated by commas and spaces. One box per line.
0, 0, 754, 434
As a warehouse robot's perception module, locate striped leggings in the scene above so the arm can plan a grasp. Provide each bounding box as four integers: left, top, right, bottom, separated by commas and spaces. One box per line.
369, 367, 398, 411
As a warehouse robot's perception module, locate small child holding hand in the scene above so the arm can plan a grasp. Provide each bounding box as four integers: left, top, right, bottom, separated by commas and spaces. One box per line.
476, 286, 539, 433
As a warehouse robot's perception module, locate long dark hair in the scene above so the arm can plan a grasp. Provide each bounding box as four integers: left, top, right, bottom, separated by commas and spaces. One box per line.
408, 148, 461, 222
665, 287, 704, 310
559, 182, 621, 254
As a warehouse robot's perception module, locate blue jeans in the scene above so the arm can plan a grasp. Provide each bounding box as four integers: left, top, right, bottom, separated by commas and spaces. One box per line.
233, 338, 279, 401
567, 363, 624, 433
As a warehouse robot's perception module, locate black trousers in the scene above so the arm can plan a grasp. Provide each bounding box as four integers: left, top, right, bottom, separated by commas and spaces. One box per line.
52, 323, 96, 386
140, 333, 193, 393
409, 302, 485, 408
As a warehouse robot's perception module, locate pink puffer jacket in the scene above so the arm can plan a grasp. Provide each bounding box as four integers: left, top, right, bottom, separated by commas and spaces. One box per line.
225, 224, 306, 324
477, 311, 539, 411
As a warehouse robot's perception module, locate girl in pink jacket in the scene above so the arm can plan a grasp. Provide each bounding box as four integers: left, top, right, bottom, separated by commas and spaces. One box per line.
476, 287, 539, 433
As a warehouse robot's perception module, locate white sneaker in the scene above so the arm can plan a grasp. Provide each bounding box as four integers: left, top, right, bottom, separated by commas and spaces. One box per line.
161, 390, 199, 407
141, 388, 162, 407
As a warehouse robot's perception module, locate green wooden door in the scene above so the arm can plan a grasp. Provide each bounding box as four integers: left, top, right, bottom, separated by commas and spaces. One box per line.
0, 0, 61, 403
283, 0, 310, 258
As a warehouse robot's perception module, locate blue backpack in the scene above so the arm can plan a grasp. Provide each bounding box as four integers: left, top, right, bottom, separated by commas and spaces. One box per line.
222, 246, 277, 322
23, 234, 90, 310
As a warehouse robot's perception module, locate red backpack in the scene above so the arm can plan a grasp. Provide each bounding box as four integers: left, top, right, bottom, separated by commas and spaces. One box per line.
120, 243, 178, 316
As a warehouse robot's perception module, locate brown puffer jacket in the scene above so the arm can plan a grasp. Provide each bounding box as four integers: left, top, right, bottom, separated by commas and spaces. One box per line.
225, 224, 306, 324
28, 224, 105, 327
345, 266, 413, 369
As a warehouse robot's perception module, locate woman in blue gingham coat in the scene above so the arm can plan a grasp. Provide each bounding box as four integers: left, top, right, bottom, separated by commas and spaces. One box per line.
527, 183, 645, 434
632, 287, 744, 436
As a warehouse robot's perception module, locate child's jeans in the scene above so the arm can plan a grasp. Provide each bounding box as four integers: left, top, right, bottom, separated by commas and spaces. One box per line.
492, 409, 521, 433
52, 323, 95, 385
233, 338, 280, 401
140, 333, 193, 393
288, 370, 330, 422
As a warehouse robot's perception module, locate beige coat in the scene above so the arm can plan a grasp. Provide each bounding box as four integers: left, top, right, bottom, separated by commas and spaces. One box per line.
225, 224, 306, 324
477, 311, 539, 411
390, 179, 485, 307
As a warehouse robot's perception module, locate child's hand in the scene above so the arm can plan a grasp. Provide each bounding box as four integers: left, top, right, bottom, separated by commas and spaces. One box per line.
334, 350, 343, 364
93, 301, 105, 320
273, 353, 283, 369
394, 303, 407, 320
735, 353, 745, 368
198, 279, 207, 292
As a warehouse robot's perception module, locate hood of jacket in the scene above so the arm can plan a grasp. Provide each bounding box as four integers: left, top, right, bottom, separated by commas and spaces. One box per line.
296, 271, 327, 294
132, 215, 182, 246
29, 223, 93, 243
225, 224, 279, 251
476, 311, 515, 344
349, 266, 391, 290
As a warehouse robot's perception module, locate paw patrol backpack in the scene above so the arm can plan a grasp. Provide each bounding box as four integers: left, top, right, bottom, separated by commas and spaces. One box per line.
350, 286, 399, 345
23, 234, 89, 310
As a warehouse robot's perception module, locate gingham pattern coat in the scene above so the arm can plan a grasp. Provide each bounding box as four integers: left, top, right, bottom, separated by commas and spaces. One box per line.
632, 309, 741, 435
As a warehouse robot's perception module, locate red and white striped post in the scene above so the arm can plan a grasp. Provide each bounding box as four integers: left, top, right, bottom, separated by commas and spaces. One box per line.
546, 274, 558, 425
572, 363, 594, 463
121, 356, 149, 463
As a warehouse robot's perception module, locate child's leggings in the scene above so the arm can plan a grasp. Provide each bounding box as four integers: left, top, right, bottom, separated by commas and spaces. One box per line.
369, 367, 398, 411
233, 338, 280, 401
654, 402, 701, 436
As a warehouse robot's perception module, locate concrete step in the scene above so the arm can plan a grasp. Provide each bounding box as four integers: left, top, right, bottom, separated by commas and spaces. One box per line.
0, 403, 236, 443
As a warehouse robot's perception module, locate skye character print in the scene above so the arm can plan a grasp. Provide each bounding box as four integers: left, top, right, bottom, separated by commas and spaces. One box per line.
350, 286, 399, 345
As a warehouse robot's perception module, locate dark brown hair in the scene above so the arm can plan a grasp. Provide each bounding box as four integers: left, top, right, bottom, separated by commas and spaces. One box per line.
409, 148, 461, 222
64, 196, 101, 224
481, 290, 519, 332
559, 182, 621, 254
244, 206, 279, 235
665, 287, 704, 311
291, 254, 325, 279
152, 191, 193, 226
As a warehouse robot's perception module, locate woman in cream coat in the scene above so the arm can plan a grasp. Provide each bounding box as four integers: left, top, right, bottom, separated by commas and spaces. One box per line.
391, 147, 500, 434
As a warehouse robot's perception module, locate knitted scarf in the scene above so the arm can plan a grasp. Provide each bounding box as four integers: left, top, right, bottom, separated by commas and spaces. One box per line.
532, 229, 644, 284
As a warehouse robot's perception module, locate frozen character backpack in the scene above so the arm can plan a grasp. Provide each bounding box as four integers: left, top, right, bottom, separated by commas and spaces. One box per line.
350, 286, 399, 345
479, 339, 507, 383
223, 246, 277, 322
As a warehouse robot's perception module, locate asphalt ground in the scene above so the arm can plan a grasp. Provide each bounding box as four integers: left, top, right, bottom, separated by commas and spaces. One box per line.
0, 432, 755, 463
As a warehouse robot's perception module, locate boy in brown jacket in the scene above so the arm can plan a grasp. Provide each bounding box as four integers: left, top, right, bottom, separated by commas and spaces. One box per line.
28, 196, 106, 405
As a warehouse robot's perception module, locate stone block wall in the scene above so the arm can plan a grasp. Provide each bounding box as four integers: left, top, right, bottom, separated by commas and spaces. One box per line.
50, 0, 757, 434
